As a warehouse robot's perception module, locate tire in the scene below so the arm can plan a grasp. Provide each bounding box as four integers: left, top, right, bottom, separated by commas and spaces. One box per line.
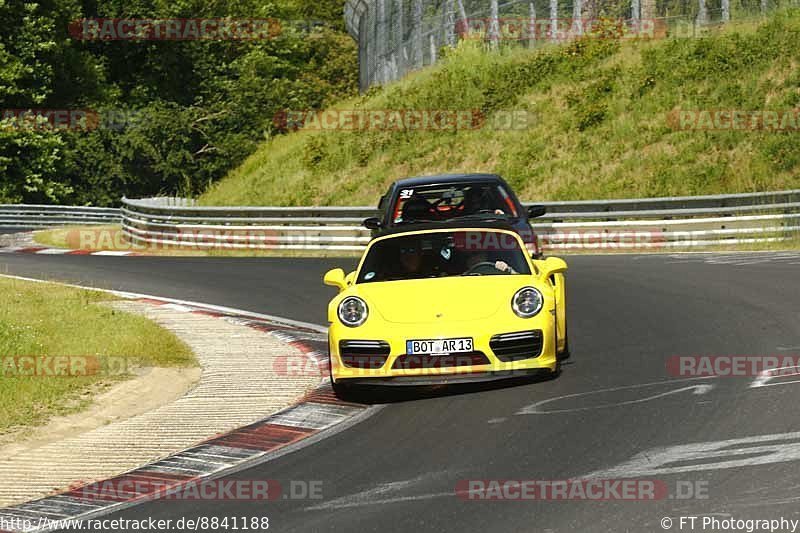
557, 323, 571, 361
538, 360, 561, 381
545, 323, 562, 379
331, 379, 357, 401
554, 273, 570, 361
329, 363, 361, 402
556, 326, 572, 361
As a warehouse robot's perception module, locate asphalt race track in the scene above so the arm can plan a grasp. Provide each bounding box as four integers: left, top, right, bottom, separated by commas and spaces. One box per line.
3, 251, 800, 532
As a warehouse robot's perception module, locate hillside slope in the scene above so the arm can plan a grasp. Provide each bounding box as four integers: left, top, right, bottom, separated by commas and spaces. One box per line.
201, 11, 800, 206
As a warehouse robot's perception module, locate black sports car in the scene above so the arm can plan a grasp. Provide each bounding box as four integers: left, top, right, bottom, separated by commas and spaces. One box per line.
364, 173, 546, 256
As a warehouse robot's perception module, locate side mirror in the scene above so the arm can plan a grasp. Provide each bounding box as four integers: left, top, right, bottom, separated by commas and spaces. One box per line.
344, 271, 356, 286
527, 205, 547, 218
324, 268, 347, 291
540, 257, 567, 279
363, 217, 382, 230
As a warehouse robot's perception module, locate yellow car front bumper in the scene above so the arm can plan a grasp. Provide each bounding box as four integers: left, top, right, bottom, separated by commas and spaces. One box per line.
329, 312, 558, 384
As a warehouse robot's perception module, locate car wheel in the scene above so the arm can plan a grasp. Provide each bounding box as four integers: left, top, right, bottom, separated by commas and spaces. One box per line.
542, 361, 561, 380
331, 379, 357, 401
557, 320, 571, 361
329, 363, 362, 402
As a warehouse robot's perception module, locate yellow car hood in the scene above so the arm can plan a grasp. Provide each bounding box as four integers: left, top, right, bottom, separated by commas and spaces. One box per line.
352, 276, 534, 324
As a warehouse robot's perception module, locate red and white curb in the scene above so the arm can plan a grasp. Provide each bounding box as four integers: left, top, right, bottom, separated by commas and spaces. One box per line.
0, 277, 377, 533
0, 246, 138, 256
0, 231, 153, 256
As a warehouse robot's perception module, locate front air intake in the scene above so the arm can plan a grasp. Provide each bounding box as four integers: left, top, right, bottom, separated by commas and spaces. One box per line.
339, 340, 391, 369
490, 330, 543, 362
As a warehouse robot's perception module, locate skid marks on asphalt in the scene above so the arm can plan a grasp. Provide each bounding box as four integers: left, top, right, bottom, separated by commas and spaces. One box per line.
304, 472, 456, 511
514, 377, 717, 416
583, 430, 800, 478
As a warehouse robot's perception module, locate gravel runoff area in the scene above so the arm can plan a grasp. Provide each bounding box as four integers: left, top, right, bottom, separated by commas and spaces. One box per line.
0, 300, 321, 506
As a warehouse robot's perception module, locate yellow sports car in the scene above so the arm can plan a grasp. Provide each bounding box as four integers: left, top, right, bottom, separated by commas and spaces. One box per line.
324, 222, 568, 397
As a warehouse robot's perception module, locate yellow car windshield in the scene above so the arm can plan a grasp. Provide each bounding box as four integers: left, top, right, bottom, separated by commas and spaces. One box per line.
357, 230, 531, 283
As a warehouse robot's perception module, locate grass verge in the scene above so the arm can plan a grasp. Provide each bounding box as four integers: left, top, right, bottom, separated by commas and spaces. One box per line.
0, 276, 196, 435
201, 10, 800, 207
33, 225, 120, 250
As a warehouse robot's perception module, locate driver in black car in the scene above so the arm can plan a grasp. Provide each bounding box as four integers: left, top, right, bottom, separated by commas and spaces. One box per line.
461, 186, 506, 217
401, 197, 434, 222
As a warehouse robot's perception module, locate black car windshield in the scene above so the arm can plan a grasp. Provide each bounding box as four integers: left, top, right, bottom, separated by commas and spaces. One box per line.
357, 230, 531, 283
390, 182, 519, 224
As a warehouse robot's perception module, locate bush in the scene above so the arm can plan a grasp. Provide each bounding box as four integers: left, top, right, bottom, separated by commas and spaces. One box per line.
0, 0, 358, 205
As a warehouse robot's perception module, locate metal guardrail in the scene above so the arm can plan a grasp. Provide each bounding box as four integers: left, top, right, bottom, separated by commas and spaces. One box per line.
119, 190, 800, 251
0, 204, 121, 227
533, 189, 800, 214
2, 192, 798, 251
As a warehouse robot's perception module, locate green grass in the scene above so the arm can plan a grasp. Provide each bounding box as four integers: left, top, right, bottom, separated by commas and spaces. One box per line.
33, 225, 218, 256
201, 10, 800, 207
34, 225, 122, 250
0, 277, 196, 434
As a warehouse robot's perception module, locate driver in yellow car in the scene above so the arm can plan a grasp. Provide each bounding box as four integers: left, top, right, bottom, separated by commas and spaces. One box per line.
463, 250, 517, 274
399, 246, 424, 274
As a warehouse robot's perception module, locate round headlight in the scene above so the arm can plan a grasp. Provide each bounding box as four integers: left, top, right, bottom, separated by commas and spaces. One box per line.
338, 296, 368, 327
512, 287, 543, 318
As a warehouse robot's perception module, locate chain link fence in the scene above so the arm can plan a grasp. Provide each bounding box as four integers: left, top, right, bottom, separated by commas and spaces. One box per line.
345, 0, 794, 91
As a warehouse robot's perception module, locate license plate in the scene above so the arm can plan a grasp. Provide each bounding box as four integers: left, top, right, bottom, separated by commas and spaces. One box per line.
406, 338, 473, 355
